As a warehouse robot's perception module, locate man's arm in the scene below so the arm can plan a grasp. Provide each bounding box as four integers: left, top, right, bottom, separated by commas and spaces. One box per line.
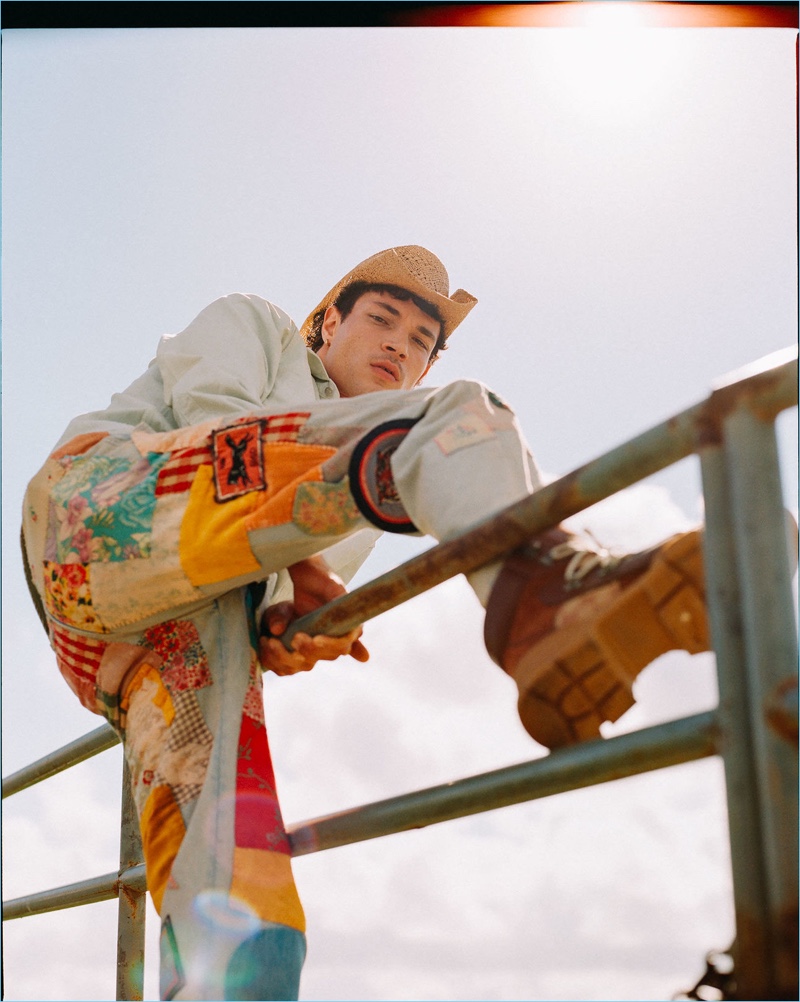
157, 294, 298, 427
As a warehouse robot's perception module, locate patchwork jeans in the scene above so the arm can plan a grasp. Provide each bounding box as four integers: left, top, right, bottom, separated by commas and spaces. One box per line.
22, 380, 540, 1000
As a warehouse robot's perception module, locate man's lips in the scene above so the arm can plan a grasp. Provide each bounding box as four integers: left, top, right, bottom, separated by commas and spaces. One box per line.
370, 359, 401, 383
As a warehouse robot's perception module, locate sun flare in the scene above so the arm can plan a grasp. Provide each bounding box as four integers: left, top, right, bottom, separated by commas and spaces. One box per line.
541, 26, 679, 126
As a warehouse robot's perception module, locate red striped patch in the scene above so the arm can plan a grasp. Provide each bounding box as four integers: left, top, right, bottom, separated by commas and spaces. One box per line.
262, 412, 309, 443
155, 446, 212, 496
51, 626, 108, 685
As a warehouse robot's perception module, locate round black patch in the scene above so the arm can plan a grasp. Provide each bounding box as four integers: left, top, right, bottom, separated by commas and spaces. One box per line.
348, 420, 419, 533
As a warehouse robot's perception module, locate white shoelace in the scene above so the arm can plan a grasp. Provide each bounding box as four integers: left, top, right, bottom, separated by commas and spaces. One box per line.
547, 534, 621, 585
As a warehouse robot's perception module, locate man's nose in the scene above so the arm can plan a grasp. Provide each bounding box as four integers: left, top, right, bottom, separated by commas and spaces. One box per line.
382, 336, 407, 360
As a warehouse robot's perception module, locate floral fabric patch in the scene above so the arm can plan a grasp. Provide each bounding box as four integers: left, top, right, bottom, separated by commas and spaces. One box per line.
143, 619, 212, 693
292, 478, 363, 537
242, 649, 266, 727
235, 712, 290, 854
42, 560, 102, 631
49, 453, 169, 562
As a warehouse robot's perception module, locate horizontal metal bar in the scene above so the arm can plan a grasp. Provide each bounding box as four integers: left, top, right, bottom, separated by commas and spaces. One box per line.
2, 724, 120, 799
288, 711, 719, 856
4, 714, 718, 917
2, 864, 146, 921
285, 349, 797, 645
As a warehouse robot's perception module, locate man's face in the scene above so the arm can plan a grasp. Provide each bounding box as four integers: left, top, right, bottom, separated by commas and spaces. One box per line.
316, 291, 439, 397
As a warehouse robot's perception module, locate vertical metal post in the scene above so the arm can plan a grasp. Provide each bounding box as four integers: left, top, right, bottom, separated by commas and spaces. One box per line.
723, 406, 798, 1000
700, 443, 773, 999
116, 757, 146, 1001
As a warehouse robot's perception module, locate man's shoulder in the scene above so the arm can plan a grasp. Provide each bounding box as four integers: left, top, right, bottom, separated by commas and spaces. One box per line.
197, 293, 301, 342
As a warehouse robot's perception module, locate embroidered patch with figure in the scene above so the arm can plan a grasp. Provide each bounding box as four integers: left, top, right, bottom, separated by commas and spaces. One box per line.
435, 413, 497, 456
348, 420, 418, 533
212, 420, 265, 501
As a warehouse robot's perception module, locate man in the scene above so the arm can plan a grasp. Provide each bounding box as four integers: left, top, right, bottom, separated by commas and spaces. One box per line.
21, 246, 709, 1000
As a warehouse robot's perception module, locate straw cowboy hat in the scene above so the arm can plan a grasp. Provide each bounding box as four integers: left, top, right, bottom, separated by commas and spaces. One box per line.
299, 245, 478, 345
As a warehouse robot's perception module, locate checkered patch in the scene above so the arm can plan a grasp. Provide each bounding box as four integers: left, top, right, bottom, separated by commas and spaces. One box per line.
166, 690, 214, 752
262, 412, 310, 443
51, 626, 107, 686
348, 420, 419, 533
158, 690, 213, 808
155, 445, 212, 496
212, 420, 265, 501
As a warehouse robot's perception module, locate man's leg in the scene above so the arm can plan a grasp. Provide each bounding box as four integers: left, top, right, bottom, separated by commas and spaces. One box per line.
86, 591, 305, 1000
25, 379, 716, 756
23, 380, 539, 640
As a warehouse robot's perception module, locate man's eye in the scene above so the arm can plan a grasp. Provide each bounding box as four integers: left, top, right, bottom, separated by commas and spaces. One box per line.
370, 314, 387, 324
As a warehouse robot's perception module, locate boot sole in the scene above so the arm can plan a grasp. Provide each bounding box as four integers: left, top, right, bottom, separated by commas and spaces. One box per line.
513, 530, 709, 749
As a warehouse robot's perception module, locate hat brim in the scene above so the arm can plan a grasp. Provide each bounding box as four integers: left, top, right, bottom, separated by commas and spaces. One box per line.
298, 249, 477, 346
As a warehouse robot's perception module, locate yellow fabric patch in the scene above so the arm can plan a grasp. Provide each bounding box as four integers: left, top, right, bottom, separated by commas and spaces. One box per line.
229, 847, 306, 933
121, 662, 174, 727
179, 464, 262, 586
244, 442, 336, 531
139, 784, 187, 914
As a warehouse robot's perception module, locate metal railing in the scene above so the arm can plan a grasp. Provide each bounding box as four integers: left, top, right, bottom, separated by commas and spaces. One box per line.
4, 347, 798, 1000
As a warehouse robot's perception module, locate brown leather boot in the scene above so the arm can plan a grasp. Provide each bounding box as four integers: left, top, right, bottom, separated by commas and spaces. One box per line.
484, 526, 709, 749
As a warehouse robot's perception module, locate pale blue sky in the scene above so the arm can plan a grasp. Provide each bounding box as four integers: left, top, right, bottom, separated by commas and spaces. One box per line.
2, 24, 797, 1001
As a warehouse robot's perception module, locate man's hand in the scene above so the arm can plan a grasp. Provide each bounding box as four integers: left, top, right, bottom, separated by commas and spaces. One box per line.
258, 555, 369, 676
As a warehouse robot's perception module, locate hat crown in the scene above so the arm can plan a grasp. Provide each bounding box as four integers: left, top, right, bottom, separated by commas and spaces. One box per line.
391, 245, 450, 297
298, 243, 476, 347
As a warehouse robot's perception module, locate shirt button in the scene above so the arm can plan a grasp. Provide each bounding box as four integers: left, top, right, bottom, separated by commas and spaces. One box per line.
322, 385, 333, 398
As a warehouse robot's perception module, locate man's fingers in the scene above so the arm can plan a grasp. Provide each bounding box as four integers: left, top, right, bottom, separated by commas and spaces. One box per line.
259, 636, 314, 675
349, 639, 370, 663
262, 601, 295, 638
296, 629, 367, 661
259, 627, 369, 674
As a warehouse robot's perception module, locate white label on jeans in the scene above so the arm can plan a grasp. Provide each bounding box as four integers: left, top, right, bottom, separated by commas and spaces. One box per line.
435, 414, 496, 456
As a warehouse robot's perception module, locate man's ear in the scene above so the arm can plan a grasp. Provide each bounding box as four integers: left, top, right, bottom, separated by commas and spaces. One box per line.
414, 360, 434, 387
320, 305, 341, 348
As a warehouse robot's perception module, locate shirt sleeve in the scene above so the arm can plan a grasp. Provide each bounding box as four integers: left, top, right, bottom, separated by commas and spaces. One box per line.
156, 293, 299, 427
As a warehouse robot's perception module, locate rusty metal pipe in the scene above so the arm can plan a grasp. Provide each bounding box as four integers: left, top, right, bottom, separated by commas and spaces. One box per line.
284, 349, 797, 645
2, 865, 147, 921
288, 711, 719, 856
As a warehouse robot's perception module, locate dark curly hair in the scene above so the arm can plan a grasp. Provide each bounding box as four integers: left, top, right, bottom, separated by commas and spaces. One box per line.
306, 282, 447, 362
